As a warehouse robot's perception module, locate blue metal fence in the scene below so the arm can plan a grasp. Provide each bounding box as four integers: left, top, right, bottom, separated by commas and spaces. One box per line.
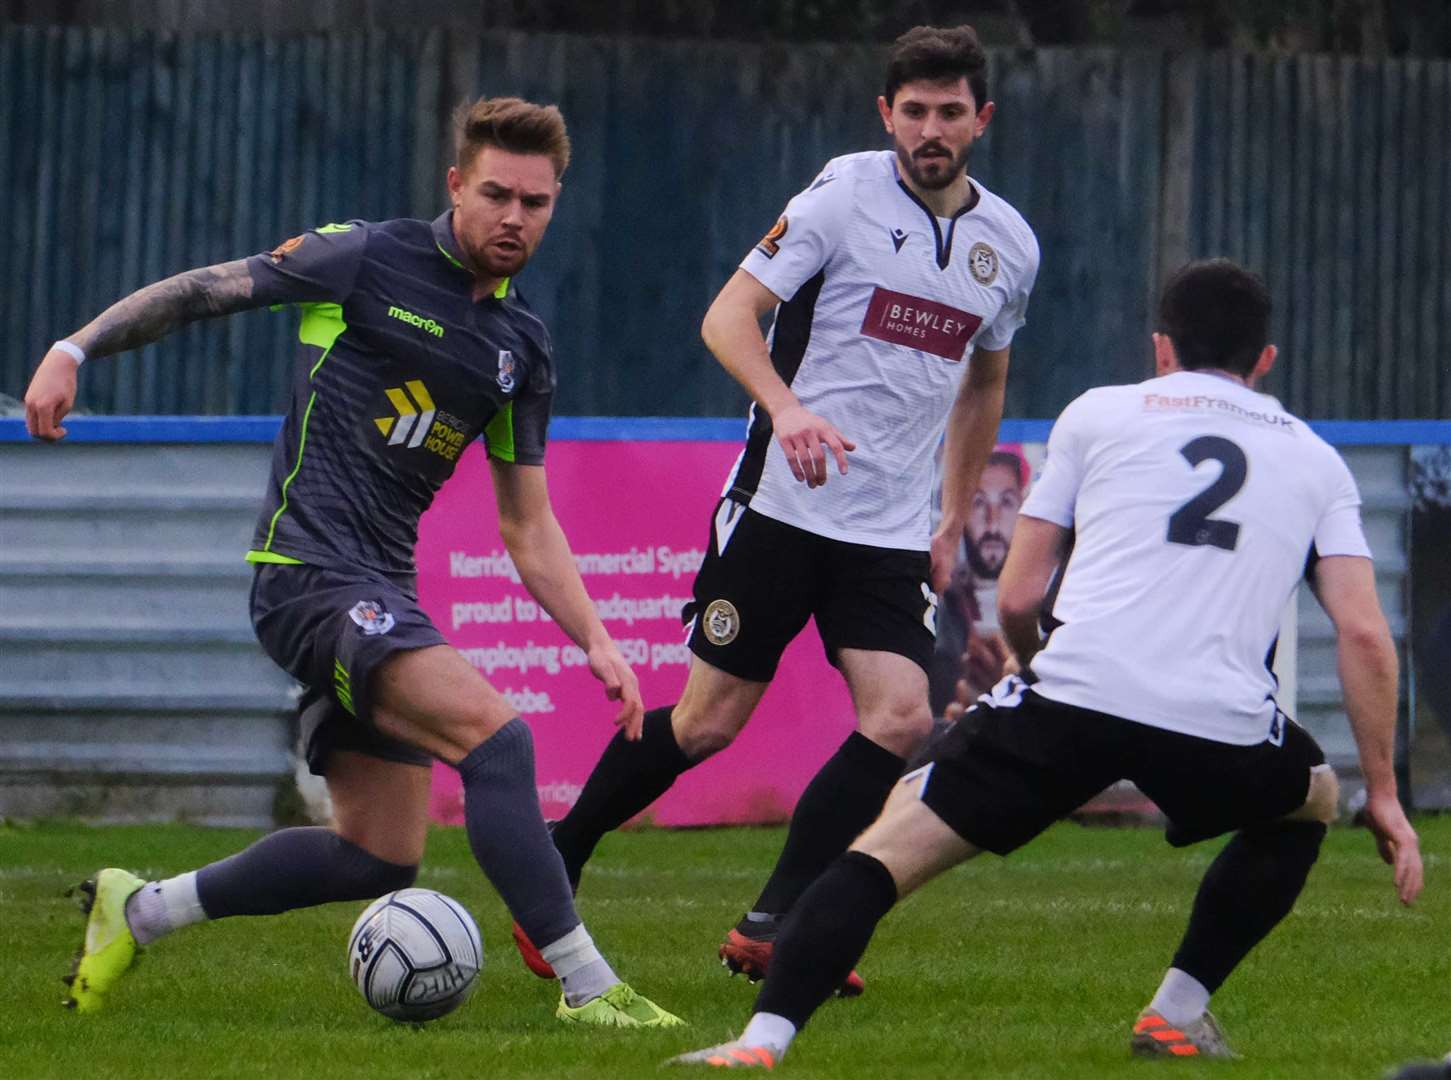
2, 29, 1447, 420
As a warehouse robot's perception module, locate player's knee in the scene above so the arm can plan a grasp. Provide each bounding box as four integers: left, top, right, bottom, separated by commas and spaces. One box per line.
673, 718, 737, 759
859, 700, 933, 759
1295, 766, 1340, 825
669, 700, 745, 759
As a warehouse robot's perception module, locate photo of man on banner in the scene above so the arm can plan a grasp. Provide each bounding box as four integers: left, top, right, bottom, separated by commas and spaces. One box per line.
929, 443, 1036, 721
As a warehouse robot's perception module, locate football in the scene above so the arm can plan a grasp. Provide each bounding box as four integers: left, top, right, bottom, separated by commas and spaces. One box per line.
347, 889, 483, 1022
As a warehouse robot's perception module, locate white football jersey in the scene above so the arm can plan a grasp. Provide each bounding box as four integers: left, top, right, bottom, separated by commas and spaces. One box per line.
723, 150, 1040, 550
1020, 369, 1372, 745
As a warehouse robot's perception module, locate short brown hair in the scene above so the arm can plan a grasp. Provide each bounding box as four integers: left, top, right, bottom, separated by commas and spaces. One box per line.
885, 25, 989, 110
453, 96, 571, 178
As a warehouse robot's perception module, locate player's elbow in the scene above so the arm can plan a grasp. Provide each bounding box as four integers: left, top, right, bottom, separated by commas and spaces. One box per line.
996, 581, 1041, 625
700, 301, 729, 356
1338, 616, 1398, 672
1337, 611, 1393, 652
496, 514, 535, 561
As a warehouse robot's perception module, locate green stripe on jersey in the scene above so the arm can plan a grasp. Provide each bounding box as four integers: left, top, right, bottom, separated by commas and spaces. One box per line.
245, 550, 305, 565
485, 402, 516, 463
257, 302, 347, 557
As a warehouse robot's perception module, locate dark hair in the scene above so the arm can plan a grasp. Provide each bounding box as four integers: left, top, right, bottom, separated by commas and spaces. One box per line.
985, 449, 1026, 490
884, 25, 989, 109
1157, 258, 1271, 377
453, 96, 571, 178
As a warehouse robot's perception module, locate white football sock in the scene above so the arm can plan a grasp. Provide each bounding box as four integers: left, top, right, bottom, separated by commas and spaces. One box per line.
124, 871, 207, 946
541, 924, 619, 1007
741, 1011, 797, 1054
1149, 967, 1211, 1026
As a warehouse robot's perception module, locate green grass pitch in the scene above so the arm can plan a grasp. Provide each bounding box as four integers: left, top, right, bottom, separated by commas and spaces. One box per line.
0, 817, 1445, 1079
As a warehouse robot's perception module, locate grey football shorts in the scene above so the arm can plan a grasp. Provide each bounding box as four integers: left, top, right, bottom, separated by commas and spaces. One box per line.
250, 562, 446, 775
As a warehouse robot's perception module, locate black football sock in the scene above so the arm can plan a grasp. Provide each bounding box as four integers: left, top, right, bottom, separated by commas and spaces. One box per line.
1170, 820, 1326, 993
551, 705, 694, 886
194, 827, 417, 918
457, 717, 586, 952
753, 851, 898, 1028
750, 731, 904, 916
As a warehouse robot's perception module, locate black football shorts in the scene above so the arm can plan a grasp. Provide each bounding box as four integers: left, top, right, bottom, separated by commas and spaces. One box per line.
916, 679, 1327, 854
683, 498, 937, 682
250, 562, 445, 775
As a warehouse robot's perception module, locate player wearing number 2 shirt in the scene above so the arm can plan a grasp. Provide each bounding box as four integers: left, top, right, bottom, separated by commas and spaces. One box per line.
670, 258, 1422, 1069
523, 26, 1041, 997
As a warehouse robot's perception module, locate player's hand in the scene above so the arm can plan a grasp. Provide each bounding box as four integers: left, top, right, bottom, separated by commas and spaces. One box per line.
771, 403, 854, 488
587, 641, 645, 740
964, 630, 1011, 693
24, 349, 81, 441
1362, 790, 1423, 906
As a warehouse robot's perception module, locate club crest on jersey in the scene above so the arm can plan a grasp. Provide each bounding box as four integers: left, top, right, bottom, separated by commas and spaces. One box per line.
968, 242, 999, 285
497, 350, 516, 393
756, 216, 788, 259
348, 600, 395, 636
702, 599, 740, 646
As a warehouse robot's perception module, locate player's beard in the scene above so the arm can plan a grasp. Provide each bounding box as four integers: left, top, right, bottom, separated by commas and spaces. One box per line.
474, 241, 529, 279
897, 138, 972, 192
966, 531, 1008, 580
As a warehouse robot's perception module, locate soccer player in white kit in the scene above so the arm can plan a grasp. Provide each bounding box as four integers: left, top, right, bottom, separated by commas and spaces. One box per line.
671, 259, 1422, 1068
515, 25, 1040, 993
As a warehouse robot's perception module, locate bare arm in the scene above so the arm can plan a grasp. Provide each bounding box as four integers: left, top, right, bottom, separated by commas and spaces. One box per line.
995, 515, 1071, 666
24, 259, 262, 441
701, 268, 856, 488
931, 345, 1010, 592
490, 459, 645, 738
1310, 554, 1423, 905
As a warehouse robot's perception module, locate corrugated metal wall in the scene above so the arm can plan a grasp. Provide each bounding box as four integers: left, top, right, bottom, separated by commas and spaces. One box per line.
0, 439, 297, 825
1, 28, 1447, 419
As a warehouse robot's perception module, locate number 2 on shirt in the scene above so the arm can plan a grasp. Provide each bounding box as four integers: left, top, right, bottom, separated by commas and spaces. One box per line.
1167, 435, 1247, 552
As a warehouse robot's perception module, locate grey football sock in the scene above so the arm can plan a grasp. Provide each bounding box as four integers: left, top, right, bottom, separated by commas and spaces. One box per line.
456, 718, 592, 956
194, 827, 417, 919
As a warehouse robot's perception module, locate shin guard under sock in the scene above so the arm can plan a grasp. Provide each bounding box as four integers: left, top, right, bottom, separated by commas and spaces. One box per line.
754, 851, 898, 1029
1171, 820, 1326, 993
752, 732, 904, 915
194, 827, 417, 919
551, 705, 693, 885
457, 717, 582, 950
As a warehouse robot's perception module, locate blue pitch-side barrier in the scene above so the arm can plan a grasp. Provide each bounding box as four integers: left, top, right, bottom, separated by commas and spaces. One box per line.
1, 417, 1450, 445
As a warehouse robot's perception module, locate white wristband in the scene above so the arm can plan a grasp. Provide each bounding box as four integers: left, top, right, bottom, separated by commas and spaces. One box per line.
52, 339, 86, 366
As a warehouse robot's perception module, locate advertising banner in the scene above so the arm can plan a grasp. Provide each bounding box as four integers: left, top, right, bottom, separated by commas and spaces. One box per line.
1409, 446, 1451, 808
418, 434, 1059, 827
416, 439, 857, 827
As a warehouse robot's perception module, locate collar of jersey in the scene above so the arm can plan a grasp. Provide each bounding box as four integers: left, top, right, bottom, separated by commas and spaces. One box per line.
895, 178, 981, 271
431, 211, 511, 300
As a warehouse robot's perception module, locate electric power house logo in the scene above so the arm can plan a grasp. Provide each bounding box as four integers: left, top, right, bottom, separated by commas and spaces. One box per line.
375, 380, 437, 448
387, 305, 445, 337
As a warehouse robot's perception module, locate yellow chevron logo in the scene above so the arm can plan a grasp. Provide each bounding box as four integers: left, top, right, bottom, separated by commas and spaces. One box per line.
373, 379, 436, 448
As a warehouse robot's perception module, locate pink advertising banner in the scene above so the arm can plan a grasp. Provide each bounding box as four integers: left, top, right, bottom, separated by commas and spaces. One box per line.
415, 440, 856, 827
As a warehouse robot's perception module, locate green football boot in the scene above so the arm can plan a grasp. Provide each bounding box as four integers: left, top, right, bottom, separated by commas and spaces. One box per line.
556, 982, 684, 1028
64, 868, 145, 1013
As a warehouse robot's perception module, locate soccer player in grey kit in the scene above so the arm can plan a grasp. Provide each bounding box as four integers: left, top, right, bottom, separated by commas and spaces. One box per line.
25, 96, 679, 1028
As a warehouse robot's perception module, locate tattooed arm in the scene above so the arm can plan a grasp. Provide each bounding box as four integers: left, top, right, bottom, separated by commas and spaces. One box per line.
70, 259, 260, 358
24, 259, 263, 441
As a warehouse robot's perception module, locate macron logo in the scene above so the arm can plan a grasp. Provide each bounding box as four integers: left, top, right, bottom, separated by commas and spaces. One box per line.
387, 305, 444, 338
